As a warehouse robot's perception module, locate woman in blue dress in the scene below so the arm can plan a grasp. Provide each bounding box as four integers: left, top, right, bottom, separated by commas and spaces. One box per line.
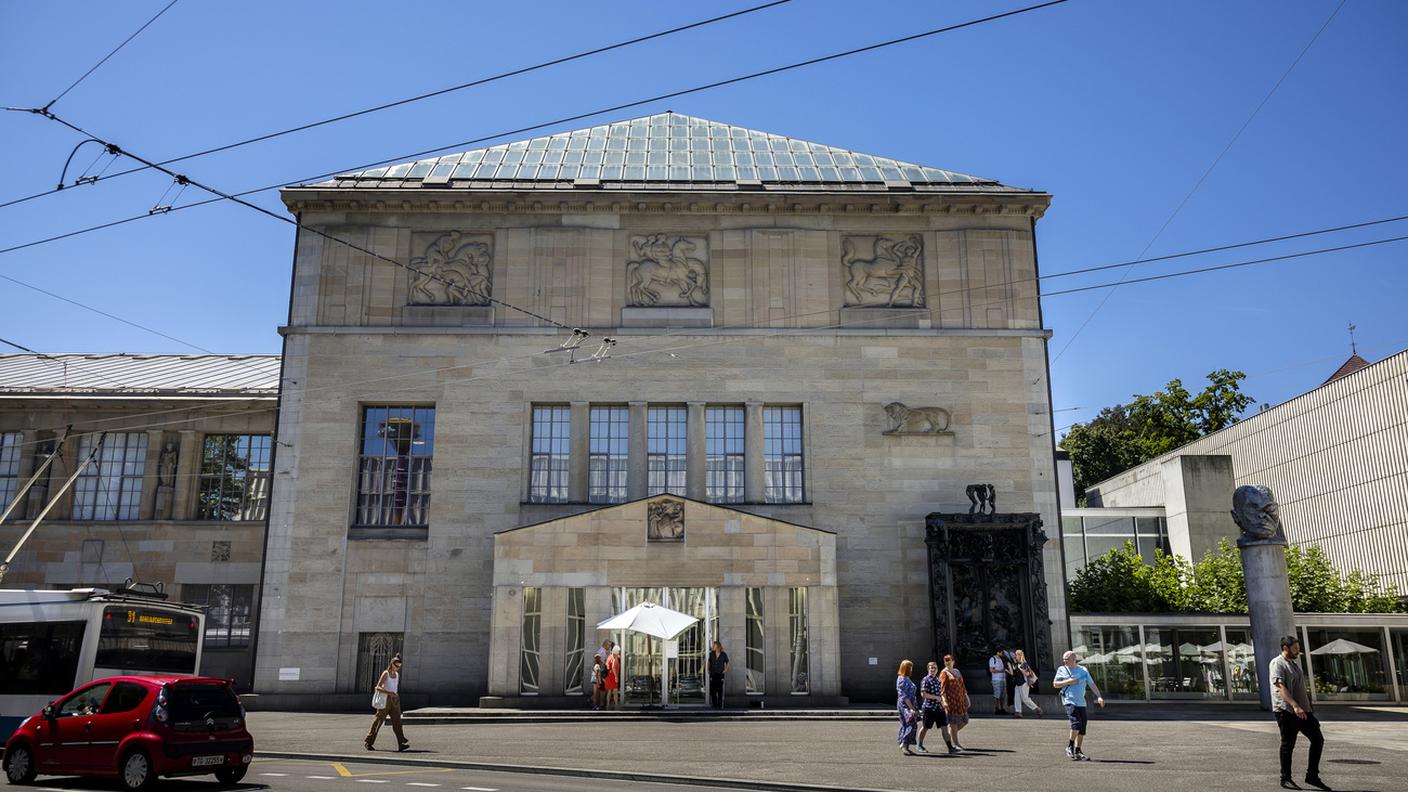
896, 659, 919, 756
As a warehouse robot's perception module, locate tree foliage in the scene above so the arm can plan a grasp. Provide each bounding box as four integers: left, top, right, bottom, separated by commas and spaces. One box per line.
1060, 370, 1255, 503
1068, 539, 1404, 614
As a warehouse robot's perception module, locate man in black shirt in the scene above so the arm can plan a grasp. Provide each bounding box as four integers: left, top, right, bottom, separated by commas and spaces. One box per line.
707, 641, 730, 709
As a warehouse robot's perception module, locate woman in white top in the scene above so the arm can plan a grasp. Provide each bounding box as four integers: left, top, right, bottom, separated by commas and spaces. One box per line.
365, 654, 410, 751
1012, 649, 1044, 717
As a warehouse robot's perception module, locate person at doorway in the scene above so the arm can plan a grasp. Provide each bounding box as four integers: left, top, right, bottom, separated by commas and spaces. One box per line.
917, 660, 954, 754
1271, 635, 1329, 790
1052, 650, 1104, 761
707, 641, 730, 709
895, 660, 920, 756
938, 654, 970, 753
1003, 647, 1020, 713
1012, 648, 1043, 717
604, 645, 621, 710
365, 654, 409, 752
988, 647, 1009, 714
593, 640, 614, 709
590, 655, 605, 711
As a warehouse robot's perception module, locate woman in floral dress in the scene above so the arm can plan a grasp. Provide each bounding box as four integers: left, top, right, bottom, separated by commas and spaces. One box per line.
939, 653, 971, 752
896, 659, 919, 756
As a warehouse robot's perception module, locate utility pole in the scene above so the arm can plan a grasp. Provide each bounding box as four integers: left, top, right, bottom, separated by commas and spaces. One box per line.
0, 425, 70, 527
0, 431, 104, 585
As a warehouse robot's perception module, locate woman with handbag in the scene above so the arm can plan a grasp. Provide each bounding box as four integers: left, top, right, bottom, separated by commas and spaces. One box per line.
895, 660, 920, 756
1012, 648, 1044, 717
365, 654, 410, 751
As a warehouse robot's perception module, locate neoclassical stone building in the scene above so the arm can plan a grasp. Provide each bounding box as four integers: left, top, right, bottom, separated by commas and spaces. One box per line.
254, 113, 1063, 706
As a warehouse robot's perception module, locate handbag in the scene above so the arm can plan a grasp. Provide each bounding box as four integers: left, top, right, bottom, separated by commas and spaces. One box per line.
371, 690, 388, 710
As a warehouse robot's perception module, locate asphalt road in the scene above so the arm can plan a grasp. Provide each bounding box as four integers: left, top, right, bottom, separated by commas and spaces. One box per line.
23, 757, 746, 792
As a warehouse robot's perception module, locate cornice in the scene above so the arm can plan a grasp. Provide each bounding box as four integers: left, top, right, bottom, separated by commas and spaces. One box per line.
279, 188, 1051, 219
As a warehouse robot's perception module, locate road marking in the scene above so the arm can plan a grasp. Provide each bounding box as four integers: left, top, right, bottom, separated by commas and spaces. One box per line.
329, 761, 454, 779
261, 773, 290, 777
308, 776, 337, 780
356, 780, 390, 784
407, 784, 441, 788
460, 787, 498, 791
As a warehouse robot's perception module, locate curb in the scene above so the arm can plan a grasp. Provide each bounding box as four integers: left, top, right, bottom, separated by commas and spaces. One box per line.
401, 713, 893, 724
258, 751, 894, 792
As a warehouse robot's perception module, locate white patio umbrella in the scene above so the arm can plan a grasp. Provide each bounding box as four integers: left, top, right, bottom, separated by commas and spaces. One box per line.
1309, 638, 1379, 656
598, 602, 700, 708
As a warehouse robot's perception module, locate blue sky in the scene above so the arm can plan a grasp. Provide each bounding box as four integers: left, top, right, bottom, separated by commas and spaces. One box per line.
2, 0, 1405, 431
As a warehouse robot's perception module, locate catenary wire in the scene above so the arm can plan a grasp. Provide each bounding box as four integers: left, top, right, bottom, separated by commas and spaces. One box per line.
1050, 0, 1348, 364
1, 0, 1068, 214
0, 336, 135, 390
7, 228, 1400, 452
43, 0, 181, 109
0, 1, 792, 210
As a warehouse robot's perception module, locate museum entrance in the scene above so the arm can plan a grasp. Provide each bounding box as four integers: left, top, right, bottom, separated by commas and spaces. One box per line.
610, 587, 718, 706
925, 511, 1054, 684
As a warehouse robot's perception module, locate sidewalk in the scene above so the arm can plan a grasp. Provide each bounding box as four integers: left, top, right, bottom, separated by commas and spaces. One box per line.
249, 707, 1408, 792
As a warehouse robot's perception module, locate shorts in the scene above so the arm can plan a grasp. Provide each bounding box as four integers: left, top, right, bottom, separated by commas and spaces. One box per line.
992, 677, 1007, 699
1065, 704, 1088, 735
922, 707, 947, 729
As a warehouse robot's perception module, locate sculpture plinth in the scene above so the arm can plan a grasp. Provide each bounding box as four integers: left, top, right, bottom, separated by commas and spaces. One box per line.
925, 512, 1053, 683
1232, 485, 1295, 711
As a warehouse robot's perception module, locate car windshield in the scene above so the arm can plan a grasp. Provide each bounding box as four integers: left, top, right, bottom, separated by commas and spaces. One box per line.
168, 684, 241, 720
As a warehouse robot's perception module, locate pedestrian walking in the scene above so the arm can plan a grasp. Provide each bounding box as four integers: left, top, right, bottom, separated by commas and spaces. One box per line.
1011, 648, 1043, 717
916, 661, 954, 754
1052, 650, 1104, 761
896, 660, 920, 756
365, 654, 409, 752
1003, 648, 1019, 713
1271, 635, 1329, 790
988, 647, 1008, 714
707, 641, 730, 709
604, 645, 621, 709
938, 654, 971, 752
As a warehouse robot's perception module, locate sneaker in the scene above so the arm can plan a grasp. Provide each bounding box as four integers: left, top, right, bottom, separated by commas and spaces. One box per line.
364, 743, 374, 751
1303, 777, 1330, 791
947, 745, 961, 755
916, 744, 928, 753
1075, 750, 1092, 762
1280, 780, 1300, 790
1065, 745, 1075, 759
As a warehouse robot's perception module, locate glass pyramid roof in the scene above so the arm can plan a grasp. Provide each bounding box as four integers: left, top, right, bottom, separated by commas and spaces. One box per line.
313, 112, 1027, 194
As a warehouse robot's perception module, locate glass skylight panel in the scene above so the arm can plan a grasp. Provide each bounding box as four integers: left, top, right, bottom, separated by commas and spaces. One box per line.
605, 151, 624, 165
736, 152, 753, 165
528, 138, 547, 150
609, 124, 628, 137
648, 150, 666, 165
484, 149, 504, 164
669, 137, 688, 151
771, 139, 790, 152
360, 167, 389, 179
859, 167, 881, 181
547, 137, 567, 150
853, 153, 875, 166
567, 136, 586, 151
524, 150, 544, 165
497, 164, 518, 179
606, 165, 625, 179
543, 149, 563, 165
504, 150, 524, 164
586, 137, 605, 151
737, 165, 757, 179
879, 166, 903, 181
799, 166, 818, 181
668, 151, 688, 165
627, 137, 646, 151
758, 166, 777, 180
469, 163, 494, 178
451, 162, 476, 179
626, 151, 645, 165
819, 166, 838, 181
407, 161, 434, 178
789, 139, 809, 152
508, 140, 529, 151
671, 165, 689, 180
580, 164, 600, 178
607, 138, 625, 151
429, 161, 457, 179
385, 163, 413, 179
774, 153, 793, 166
901, 166, 924, 181
538, 164, 560, 180
755, 152, 774, 166
647, 165, 666, 180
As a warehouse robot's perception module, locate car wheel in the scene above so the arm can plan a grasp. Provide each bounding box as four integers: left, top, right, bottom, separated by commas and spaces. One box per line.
4, 743, 38, 785
214, 766, 247, 785
119, 750, 155, 791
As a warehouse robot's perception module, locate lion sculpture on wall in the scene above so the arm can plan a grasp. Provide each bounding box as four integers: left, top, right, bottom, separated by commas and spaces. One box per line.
883, 401, 952, 435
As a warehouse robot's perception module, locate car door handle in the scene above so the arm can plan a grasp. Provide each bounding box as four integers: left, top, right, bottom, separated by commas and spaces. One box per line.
84, 722, 93, 732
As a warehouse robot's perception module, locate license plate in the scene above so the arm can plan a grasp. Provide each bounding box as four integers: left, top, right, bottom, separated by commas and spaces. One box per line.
192, 755, 225, 767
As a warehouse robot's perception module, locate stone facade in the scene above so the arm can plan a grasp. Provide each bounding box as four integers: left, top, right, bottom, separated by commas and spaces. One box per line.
255, 124, 1063, 705
0, 356, 278, 689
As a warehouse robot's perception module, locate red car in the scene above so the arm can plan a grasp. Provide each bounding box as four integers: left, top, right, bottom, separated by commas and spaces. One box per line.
3, 675, 253, 789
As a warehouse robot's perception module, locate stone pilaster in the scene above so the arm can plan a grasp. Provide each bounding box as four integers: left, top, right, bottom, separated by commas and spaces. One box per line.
686, 402, 706, 501
568, 402, 589, 502
744, 401, 764, 503
173, 430, 201, 521
627, 401, 647, 501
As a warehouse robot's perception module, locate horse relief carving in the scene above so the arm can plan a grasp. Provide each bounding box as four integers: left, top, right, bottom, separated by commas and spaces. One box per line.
626, 234, 709, 307
842, 234, 925, 308
883, 401, 952, 435
409, 231, 493, 306
647, 497, 686, 542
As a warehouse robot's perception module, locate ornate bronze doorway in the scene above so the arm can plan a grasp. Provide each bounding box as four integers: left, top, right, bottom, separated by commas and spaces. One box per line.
925, 512, 1053, 683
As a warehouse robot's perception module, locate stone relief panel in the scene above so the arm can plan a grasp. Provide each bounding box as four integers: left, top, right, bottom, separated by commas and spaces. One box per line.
408, 231, 493, 306
647, 497, 686, 543
626, 234, 709, 307
842, 234, 925, 308
882, 402, 952, 435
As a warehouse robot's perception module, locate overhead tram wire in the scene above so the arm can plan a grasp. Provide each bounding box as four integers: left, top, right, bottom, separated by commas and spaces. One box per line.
42, 0, 182, 110
9, 227, 1405, 452
0, 337, 135, 391
1049, 0, 1348, 364
1, 0, 1070, 220
0, 0, 792, 210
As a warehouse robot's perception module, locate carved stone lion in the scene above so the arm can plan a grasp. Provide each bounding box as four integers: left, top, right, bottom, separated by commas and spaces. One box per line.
626, 235, 709, 307
1231, 485, 1287, 547
883, 402, 951, 435
409, 231, 493, 306
842, 234, 925, 308
647, 498, 685, 543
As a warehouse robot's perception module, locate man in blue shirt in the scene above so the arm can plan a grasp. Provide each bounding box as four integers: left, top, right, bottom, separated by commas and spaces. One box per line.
1052, 650, 1105, 761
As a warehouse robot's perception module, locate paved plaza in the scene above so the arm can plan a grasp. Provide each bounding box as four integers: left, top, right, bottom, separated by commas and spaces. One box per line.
244, 707, 1408, 792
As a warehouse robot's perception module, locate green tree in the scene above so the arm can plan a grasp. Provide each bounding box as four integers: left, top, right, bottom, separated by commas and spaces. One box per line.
1187, 539, 1247, 613
1060, 370, 1255, 503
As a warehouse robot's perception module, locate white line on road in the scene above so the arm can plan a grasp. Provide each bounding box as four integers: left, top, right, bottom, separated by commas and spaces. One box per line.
261, 772, 290, 777
407, 784, 441, 788
459, 787, 498, 791
307, 776, 337, 780
355, 780, 390, 784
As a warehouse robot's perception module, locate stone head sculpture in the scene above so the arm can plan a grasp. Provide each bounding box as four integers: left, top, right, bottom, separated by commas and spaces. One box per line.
1231, 484, 1286, 547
